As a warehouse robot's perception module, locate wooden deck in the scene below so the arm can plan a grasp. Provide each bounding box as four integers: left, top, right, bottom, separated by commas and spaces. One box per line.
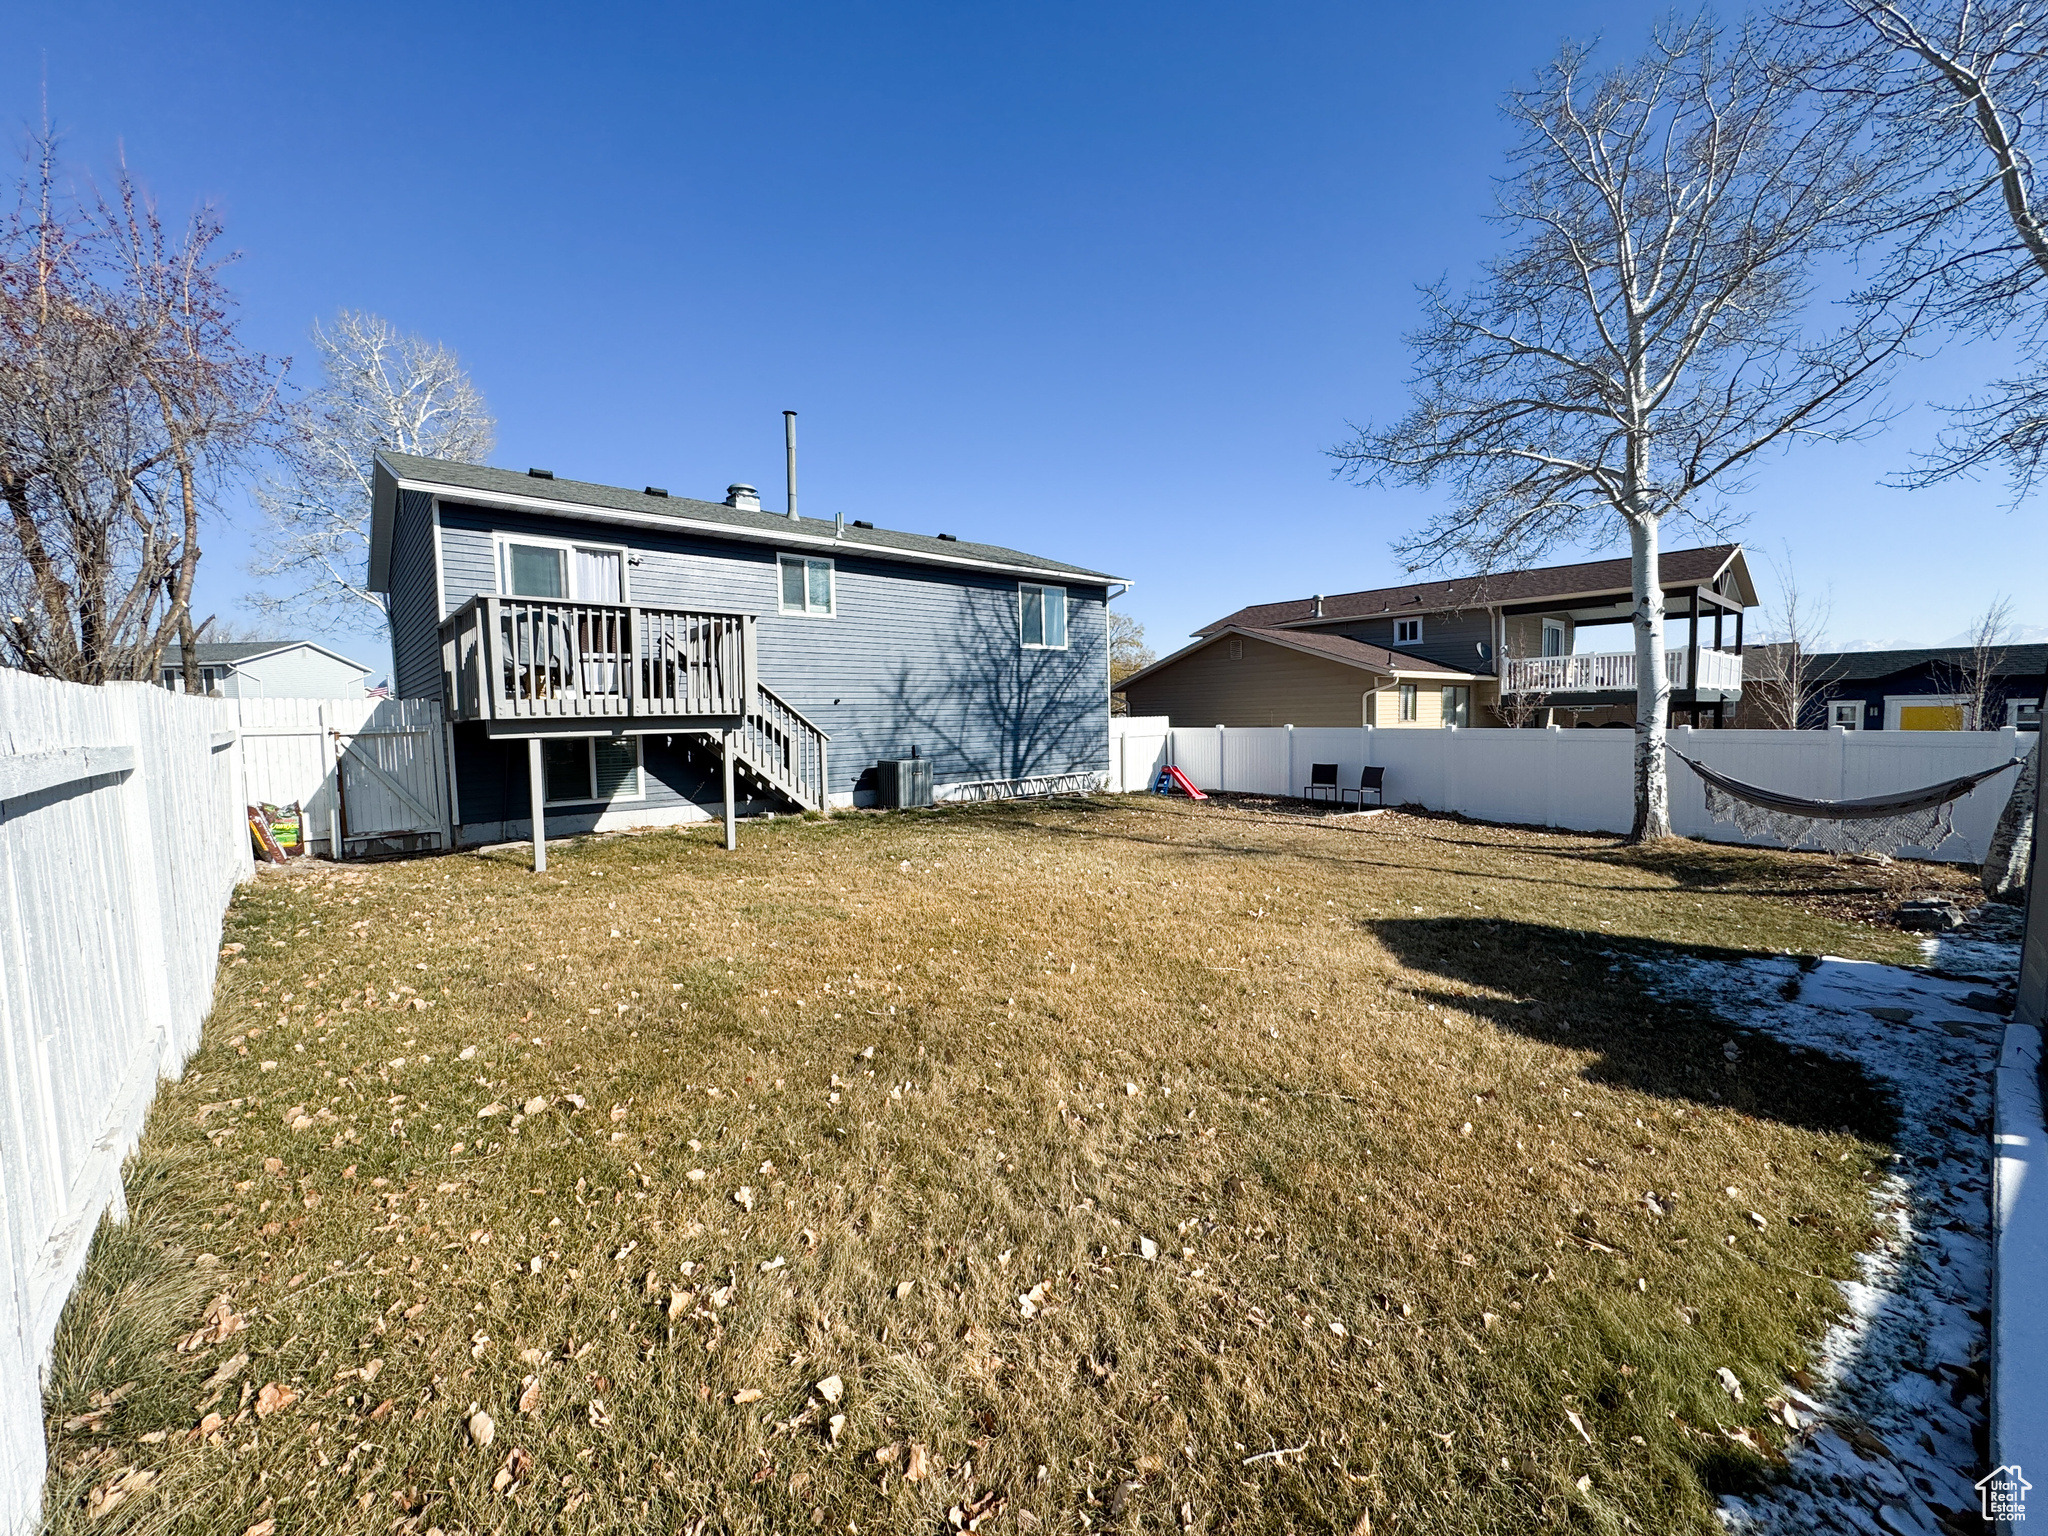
1501, 646, 1743, 696
439, 596, 831, 813
440, 596, 755, 724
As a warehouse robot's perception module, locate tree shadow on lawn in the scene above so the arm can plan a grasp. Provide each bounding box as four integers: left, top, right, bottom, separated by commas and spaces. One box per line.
1369, 914, 1897, 1145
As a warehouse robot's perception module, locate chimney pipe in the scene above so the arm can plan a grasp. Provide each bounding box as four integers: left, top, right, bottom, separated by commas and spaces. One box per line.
783, 410, 798, 521
1312, 594, 1324, 618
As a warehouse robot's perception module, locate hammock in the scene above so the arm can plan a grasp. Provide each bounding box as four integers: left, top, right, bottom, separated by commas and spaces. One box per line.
1671, 750, 2027, 858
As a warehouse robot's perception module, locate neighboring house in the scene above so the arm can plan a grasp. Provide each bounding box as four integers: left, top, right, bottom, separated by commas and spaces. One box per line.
158, 641, 372, 699
1738, 644, 2048, 731
1119, 545, 1755, 728
367, 454, 1124, 841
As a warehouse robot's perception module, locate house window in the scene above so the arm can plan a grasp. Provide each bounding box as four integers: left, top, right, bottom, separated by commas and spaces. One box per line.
1021, 583, 1068, 649
1541, 620, 1566, 657
542, 737, 645, 805
779, 555, 835, 616
503, 541, 566, 598
1395, 618, 1423, 646
1397, 683, 1418, 722
1830, 701, 1862, 731
498, 537, 624, 601
2010, 698, 2042, 730
1441, 686, 1471, 728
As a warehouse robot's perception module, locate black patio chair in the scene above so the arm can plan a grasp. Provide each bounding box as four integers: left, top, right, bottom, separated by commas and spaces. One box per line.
1304, 762, 1341, 805
1341, 766, 1386, 808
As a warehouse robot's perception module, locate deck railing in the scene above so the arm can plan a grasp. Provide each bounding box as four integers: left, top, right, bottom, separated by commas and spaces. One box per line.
741, 684, 830, 811
1501, 646, 1743, 695
439, 596, 753, 723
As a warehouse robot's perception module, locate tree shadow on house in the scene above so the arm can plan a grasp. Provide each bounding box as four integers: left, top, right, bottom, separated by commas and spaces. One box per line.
867, 582, 1108, 790
1368, 914, 1896, 1142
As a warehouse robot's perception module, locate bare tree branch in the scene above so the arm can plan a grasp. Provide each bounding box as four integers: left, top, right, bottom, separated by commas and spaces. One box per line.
0, 129, 279, 683
1784, 1, 2048, 496
1745, 542, 1840, 727
250, 310, 494, 638
1333, 15, 1912, 839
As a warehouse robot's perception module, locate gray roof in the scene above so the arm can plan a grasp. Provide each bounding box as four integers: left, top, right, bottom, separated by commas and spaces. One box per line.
162, 641, 296, 665
373, 453, 1124, 585
1744, 643, 2048, 684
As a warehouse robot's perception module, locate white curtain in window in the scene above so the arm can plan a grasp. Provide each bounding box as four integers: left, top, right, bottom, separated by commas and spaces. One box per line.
574, 548, 623, 602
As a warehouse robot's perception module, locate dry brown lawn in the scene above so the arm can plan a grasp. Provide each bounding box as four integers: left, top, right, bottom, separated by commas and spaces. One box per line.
40, 798, 1969, 1535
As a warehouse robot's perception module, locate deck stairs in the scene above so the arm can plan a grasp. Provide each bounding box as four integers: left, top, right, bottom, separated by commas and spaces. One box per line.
689, 682, 830, 812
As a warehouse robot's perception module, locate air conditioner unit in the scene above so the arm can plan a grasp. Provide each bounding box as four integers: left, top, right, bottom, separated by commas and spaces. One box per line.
875, 758, 933, 809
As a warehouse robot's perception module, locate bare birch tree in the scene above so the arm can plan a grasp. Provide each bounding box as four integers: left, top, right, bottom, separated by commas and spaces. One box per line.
1334, 17, 1909, 840
1746, 544, 1837, 728
1785, 1, 2048, 495
251, 310, 494, 634
1936, 592, 2015, 726
0, 135, 278, 686
1491, 634, 1555, 727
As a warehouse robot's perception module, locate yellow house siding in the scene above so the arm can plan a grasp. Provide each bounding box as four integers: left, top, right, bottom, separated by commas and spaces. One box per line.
1121, 635, 1380, 726
1364, 680, 1443, 727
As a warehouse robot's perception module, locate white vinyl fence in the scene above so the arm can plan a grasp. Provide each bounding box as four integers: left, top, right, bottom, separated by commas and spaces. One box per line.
238, 696, 452, 858
1, 673, 248, 1532
1, 681, 453, 1534
1108, 717, 2036, 864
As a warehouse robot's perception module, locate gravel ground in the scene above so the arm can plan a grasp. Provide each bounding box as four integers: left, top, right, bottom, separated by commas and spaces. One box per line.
1638, 906, 2021, 1536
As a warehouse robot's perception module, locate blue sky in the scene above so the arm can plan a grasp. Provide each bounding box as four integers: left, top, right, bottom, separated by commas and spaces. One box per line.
7, 0, 2037, 673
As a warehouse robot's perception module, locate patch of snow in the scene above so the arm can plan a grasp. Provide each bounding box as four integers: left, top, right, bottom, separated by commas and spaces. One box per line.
1638, 911, 2017, 1536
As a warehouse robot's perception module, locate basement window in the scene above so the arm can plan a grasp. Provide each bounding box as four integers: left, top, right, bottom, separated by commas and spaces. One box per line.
543, 737, 644, 805
1020, 584, 1068, 649
779, 555, 834, 617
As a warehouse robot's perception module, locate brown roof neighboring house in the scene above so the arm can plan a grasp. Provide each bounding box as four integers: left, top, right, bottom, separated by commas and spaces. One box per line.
1199, 545, 1752, 635
1118, 625, 1484, 730
1125, 544, 1756, 729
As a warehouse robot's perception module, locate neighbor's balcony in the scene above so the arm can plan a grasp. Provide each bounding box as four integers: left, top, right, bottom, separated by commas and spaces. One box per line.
1500, 647, 1743, 696
439, 595, 754, 725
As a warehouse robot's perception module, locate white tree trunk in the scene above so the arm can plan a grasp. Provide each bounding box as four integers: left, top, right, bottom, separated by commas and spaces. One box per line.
1983, 748, 2038, 901
1630, 514, 1672, 841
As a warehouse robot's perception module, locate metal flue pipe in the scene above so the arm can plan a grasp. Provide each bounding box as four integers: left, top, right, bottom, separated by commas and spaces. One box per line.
783, 410, 798, 520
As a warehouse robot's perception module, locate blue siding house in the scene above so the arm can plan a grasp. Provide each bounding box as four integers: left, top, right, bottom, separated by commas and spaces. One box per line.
1738, 644, 2048, 731
366, 453, 1124, 845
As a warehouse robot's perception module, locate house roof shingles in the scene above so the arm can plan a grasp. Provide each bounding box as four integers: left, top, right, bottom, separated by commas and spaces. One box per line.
162, 640, 368, 670
377, 452, 1123, 585
1198, 545, 1745, 635
1115, 623, 1480, 694
1237, 626, 1475, 677
1744, 643, 2048, 684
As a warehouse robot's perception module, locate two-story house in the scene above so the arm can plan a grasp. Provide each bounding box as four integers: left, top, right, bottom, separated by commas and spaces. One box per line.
1118, 545, 1755, 729
367, 454, 1125, 846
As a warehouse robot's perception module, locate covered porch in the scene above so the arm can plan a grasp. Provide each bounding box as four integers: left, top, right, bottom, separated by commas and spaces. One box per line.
1497, 578, 1747, 725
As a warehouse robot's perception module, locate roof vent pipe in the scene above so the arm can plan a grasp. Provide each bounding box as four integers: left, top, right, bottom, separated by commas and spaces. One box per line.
725, 483, 760, 512
784, 410, 799, 521
1312, 594, 1324, 618
835, 511, 845, 539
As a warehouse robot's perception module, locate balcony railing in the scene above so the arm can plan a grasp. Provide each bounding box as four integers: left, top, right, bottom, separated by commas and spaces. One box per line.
439, 596, 754, 724
1500, 646, 1743, 696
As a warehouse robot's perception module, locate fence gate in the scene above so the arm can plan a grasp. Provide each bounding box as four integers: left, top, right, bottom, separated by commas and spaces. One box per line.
237, 697, 451, 858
